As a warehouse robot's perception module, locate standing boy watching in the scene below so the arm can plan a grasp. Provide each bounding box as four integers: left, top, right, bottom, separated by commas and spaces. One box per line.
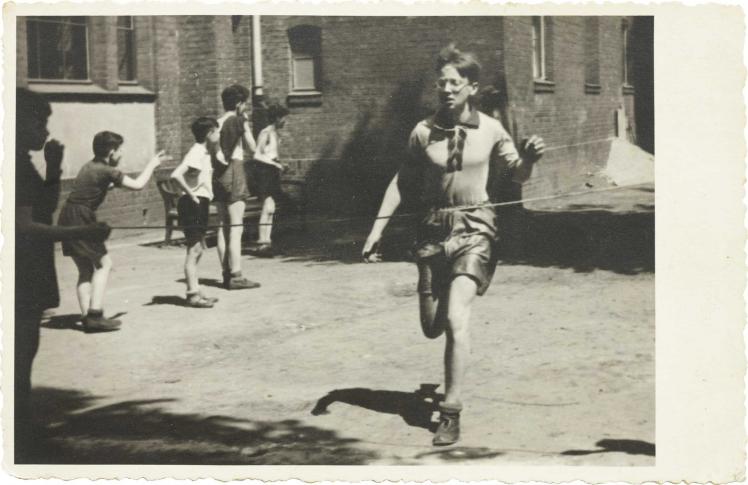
170, 117, 222, 308
214, 84, 260, 290
14, 88, 110, 457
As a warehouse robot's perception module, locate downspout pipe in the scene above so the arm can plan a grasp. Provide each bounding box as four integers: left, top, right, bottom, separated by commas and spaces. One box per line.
251, 15, 267, 134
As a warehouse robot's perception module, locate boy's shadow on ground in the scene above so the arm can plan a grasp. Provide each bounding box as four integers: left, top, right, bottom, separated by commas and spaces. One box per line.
42, 312, 127, 332
311, 383, 443, 432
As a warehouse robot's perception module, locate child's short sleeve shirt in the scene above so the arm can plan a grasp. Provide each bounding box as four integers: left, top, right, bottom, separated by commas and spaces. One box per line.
218, 112, 246, 162
66, 160, 124, 210
178, 143, 214, 199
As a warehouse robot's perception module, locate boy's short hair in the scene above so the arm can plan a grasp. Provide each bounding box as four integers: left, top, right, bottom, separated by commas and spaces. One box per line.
191, 116, 219, 143
93, 131, 124, 158
221, 84, 250, 111
16, 88, 51, 126
436, 43, 481, 83
266, 102, 289, 124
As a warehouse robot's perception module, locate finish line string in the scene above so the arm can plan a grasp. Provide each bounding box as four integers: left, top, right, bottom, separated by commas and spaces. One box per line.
107, 182, 653, 231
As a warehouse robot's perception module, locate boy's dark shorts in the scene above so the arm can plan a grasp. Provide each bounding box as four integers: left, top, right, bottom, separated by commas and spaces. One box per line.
250, 161, 284, 201
415, 205, 499, 297
213, 159, 250, 204
178, 195, 211, 242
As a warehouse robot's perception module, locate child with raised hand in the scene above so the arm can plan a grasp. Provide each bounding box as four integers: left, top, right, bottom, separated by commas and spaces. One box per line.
15, 88, 111, 456
170, 117, 221, 308
58, 131, 167, 332
214, 84, 260, 290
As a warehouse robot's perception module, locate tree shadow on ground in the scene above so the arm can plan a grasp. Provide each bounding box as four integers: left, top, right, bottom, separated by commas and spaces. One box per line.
561, 438, 655, 457
19, 387, 378, 465
311, 384, 443, 432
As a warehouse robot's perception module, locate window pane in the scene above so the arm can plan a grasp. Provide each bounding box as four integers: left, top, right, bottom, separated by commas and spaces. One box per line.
117, 28, 136, 81
293, 57, 316, 90
27, 17, 88, 80
532, 17, 543, 79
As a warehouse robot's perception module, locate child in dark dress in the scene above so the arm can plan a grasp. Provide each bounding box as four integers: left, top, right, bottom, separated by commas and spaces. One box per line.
58, 131, 166, 331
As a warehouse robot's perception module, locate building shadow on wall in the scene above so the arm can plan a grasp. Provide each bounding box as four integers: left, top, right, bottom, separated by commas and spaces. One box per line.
302, 76, 431, 217
18, 387, 377, 465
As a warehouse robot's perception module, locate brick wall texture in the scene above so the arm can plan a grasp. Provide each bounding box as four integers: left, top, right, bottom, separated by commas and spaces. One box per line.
19, 15, 652, 229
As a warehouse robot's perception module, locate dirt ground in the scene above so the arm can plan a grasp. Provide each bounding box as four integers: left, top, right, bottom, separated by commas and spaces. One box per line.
24, 185, 655, 466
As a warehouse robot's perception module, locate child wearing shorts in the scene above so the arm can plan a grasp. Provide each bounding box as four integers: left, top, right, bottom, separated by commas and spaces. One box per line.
58, 131, 166, 331
170, 117, 221, 308
251, 102, 290, 257
214, 84, 260, 290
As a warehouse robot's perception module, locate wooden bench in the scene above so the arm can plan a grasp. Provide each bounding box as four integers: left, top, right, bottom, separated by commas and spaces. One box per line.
156, 177, 306, 245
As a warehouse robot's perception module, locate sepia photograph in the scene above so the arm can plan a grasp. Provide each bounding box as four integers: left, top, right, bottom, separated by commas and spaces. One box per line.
10, 5, 742, 480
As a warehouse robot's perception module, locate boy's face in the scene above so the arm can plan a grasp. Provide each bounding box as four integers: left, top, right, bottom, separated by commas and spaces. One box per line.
205, 127, 220, 152
108, 146, 123, 166
275, 116, 287, 129
19, 115, 49, 151
236, 100, 249, 116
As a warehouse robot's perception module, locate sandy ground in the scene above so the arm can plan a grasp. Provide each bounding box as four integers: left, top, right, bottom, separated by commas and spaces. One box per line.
25, 184, 655, 466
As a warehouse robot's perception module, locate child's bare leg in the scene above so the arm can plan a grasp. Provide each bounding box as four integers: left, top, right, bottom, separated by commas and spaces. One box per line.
89, 254, 112, 312
258, 196, 275, 244
184, 239, 203, 294
418, 261, 449, 339
215, 202, 229, 274
443, 275, 478, 407
73, 256, 94, 316
227, 200, 245, 273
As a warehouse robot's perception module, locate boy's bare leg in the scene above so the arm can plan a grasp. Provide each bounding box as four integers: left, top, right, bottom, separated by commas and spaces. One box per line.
443, 275, 478, 407
258, 196, 275, 244
89, 254, 112, 312
227, 200, 245, 273
73, 256, 94, 316
184, 240, 202, 294
418, 262, 449, 339
215, 202, 229, 274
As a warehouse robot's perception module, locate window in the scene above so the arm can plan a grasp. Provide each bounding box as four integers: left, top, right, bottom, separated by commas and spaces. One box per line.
531, 16, 546, 81
531, 16, 554, 92
584, 16, 601, 94
117, 16, 136, 82
27, 16, 88, 80
288, 25, 321, 92
622, 19, 632, 86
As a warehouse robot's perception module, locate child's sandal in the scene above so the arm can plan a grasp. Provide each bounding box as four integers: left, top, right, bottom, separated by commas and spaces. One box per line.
186, 294, 214, 308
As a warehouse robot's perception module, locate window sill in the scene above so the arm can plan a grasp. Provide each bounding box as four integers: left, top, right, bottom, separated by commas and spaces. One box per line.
623, 84, 635, 95
585, 83, 602, 95
533, 79, 555, 93
27, 81, 156, 102
287, 91, 322, 107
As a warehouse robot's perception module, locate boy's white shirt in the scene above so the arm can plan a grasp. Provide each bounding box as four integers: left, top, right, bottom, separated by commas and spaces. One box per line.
253, 125, 281, 167
178, 142, 214, 200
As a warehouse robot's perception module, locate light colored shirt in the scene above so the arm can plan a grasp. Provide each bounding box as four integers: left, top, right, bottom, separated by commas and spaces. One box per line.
403, 108, 525, 208
253, 125, 280, 165
177, 142, 214, 199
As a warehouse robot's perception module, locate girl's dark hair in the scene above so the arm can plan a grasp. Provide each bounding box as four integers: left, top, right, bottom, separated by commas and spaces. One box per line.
191, 116, 219, 143
221, 84, 250, 111
93, 131, 124, 158
436, 43, 481, 83
266, 102, 290, 124
16, 88, 51, 126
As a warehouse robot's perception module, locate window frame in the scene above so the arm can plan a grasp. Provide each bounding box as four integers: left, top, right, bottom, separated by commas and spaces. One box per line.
584, 16, 602, 94
622, 18, 635, 95
287, 24, 323, 107
26, 16, 91, 83
532, 16, 555, 93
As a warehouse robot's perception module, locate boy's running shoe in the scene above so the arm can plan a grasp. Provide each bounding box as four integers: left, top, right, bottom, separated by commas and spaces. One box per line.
432, 403, 462, 446
225, 275, 261, 290
186, 294, 215, 308
83, 310, 122, 333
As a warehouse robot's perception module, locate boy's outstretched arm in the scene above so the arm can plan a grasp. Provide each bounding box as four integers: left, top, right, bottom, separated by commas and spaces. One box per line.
362, 172, 402, 262
121, 150, 167, 190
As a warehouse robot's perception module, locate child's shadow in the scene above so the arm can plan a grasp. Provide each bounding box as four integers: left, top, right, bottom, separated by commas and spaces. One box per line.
311, 383, 443, 432
41, 311, 127, 332
175, 278, 224, 289
144, 296, 189, 307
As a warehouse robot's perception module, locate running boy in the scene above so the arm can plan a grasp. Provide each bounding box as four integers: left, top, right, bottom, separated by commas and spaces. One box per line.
15, 88, 111, 456
170, 117, 221, 308
362, 45, 545, 446
215, 84, 260, 290
58, 131, 167, 331
251, 102, 290, 257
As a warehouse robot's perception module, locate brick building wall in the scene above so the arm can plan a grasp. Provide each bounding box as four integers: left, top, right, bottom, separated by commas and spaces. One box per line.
18, 15, 652, 232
